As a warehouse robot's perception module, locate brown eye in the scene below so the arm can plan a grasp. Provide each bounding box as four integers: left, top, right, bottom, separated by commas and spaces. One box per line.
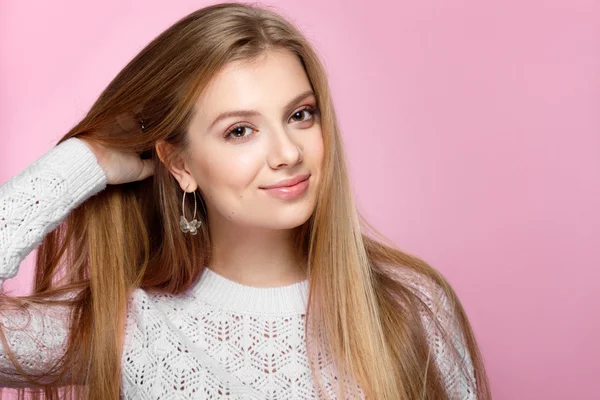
224, 125, 255, 142
290, 107, 317, 123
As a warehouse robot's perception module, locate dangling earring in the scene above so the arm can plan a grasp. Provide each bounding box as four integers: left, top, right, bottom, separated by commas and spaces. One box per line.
180, 187, 202, 235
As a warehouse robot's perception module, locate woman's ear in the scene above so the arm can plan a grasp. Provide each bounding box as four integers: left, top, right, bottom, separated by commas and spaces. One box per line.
155, 140, 199, 192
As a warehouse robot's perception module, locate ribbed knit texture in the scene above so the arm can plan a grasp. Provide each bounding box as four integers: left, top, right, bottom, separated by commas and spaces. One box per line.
0, 137, 477, 398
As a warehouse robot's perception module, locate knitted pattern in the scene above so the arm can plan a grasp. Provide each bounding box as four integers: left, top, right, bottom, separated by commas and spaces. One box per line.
0, 138, 476, 398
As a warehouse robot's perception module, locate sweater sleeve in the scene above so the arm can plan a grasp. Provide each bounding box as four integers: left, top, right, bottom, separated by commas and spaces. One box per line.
0, 137, 107, 387
421, 279, 477, 399
394, 267, 478, 399
0, 298, 78, 387
0, 137, 107, 289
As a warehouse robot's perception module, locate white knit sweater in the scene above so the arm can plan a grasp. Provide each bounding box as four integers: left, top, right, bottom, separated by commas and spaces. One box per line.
0, 137, 477, 399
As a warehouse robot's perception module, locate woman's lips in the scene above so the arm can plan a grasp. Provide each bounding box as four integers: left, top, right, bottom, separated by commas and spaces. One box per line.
260, 173, 311, 189
261, 176, 310, 199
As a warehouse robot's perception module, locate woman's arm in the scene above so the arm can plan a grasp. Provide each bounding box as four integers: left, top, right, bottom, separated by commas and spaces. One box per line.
395, 266, 478, 399
0, 137, 107, 386
419, 278, 477, 399
0, 137, 107, 287
0, 297, 77, 387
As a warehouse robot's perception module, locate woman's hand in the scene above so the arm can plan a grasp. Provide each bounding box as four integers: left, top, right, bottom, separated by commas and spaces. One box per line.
79, 137, 154, 185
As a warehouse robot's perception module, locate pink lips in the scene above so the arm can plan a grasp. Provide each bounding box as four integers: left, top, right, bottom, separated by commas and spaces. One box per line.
261, 174, 310, 199
261, 174, 311, 189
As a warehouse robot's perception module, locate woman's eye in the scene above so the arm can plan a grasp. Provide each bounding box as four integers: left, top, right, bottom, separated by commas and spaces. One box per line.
224, 125, 254, 142
290, 107, 317, 123
223, 107, 318, 143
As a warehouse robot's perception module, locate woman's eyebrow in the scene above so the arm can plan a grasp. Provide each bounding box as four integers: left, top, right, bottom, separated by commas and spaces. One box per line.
207, 89, 315, 130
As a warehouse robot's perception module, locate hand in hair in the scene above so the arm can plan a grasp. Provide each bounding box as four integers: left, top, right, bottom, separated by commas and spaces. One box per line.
79, 137, 154, 185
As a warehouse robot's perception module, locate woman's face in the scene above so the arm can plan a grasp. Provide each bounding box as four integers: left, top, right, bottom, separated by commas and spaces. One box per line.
176, 49, 324, 231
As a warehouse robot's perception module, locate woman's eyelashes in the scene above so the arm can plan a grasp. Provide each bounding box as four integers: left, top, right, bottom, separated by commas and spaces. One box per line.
223, 106, 320, 143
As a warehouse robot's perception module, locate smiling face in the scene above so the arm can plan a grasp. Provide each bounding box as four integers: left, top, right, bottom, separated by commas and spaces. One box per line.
171, 49, 324, 232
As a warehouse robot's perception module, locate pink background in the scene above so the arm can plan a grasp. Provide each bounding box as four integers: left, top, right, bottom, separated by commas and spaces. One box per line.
1, 1, 599, 398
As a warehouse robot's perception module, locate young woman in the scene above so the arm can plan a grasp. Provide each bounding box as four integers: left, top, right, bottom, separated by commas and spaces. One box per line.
0, 2, 491, 399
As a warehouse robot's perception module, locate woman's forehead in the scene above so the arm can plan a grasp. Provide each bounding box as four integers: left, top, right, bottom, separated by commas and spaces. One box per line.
191, 50, 313, 130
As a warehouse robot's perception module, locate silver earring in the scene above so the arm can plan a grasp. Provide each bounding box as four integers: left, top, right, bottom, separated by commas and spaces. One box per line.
180, 189, 202, 235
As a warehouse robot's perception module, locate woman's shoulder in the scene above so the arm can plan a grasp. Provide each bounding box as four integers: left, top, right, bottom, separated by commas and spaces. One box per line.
377, 262, 467, 350
379, 262, 454, 310
380, 262, 479, 397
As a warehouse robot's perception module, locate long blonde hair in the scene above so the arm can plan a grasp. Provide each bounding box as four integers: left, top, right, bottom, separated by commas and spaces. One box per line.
0, 2, 491, 399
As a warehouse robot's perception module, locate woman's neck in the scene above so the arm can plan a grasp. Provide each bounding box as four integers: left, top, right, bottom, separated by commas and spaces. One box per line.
208, 224, 306, 288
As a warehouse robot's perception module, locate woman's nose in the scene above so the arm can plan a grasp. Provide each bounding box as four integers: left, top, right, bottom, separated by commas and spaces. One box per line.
266, 127, 303, 168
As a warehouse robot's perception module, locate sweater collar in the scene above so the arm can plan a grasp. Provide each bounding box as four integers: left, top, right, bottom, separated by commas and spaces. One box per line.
191, 267, 310, 315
